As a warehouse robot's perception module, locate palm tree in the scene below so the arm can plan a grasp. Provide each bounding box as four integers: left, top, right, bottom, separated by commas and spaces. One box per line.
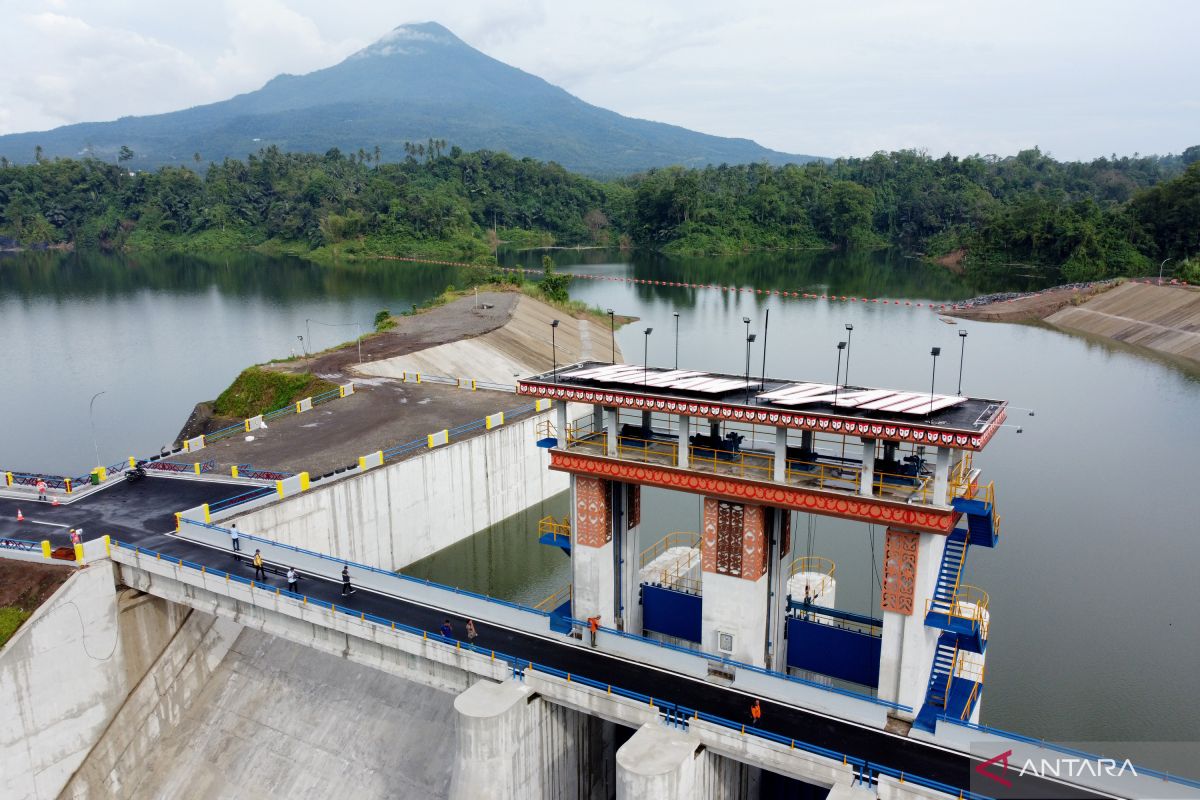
34, 145, 43, 163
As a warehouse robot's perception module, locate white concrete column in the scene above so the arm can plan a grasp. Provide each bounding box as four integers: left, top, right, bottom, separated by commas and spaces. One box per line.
877, 531, 948, 717
616, 484, 642, 634
449, 680, 536, 800
859, 438, 876, 497
571, 476, 617, 626
556, 402, 569, 449
605, 407, 618, 456
932, 447, 952, 506
616, 724, 701, 799
700, 500, 771, 667
773, 427, 788, 482
677, 415, 691, 468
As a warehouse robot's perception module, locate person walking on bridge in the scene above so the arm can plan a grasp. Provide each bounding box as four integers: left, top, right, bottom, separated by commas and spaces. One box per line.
341, 565, 355, 596
36, 478, 48, 502
466, 619, 478, 644
750, 699, 762, 726
229, 523, 241, 559
440, 619, 454, 639
286, 567, 298, 594
253, 549, 266, 581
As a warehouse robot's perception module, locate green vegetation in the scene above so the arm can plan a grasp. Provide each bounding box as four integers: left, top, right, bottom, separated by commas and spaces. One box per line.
1, 144, 1196, 286
373, 309, 396, 332
212, 367, 337, 419
0, 607, 31, 648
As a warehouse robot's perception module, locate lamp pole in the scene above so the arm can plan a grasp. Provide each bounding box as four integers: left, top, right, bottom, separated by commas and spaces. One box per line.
643, 328, 653, 386
297, 335, 306, 356
744, 333, 757, 404
928, 347, 941, 415
760, 308, 770, 386
834, 342, 846, 405
844, 323, 854, 387
673, 312, 680, 369
550, 320, 560, 382
1159, 258, 1172, 283
88, 391, 106, 469
956, 330, 968, 395
607, 309, 615, 363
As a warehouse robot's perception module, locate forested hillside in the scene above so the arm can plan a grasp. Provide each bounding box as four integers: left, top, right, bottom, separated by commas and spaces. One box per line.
1, 144, 1197, 284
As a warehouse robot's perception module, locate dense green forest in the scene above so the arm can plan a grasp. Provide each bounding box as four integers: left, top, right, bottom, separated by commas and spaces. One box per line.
1, 143, 1197, 284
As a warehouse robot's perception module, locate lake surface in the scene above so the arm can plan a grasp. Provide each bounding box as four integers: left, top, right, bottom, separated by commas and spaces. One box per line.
2, 247, 1197, 768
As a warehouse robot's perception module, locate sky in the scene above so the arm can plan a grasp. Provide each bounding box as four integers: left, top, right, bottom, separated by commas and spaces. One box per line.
0, 0, 1196, 160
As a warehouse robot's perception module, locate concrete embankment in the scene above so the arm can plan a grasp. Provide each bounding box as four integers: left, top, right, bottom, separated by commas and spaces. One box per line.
952, 281, 1200, 368
0, 564, 200, 799
1044, 282, 1200, 365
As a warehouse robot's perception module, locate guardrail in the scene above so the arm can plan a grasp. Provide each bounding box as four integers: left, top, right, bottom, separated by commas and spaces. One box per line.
145, 459, 216, 475
398, 371, 518, 393
232, 464, 295, 481
0, 537, 41, 552
111, 538, 982, 796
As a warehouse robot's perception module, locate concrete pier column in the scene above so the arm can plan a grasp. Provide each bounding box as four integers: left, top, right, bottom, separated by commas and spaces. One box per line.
572, 476, 616, 625
700, 498, 770, 666
556, 402, 569, 448
605, 407, 619, 456
677, 415, 691, 468
876, 527, 948, 717
616, 723, 701, 799
450, 678, 610, 800
449, 679, 538, 800
801, 429, 814, 453
773, 426, 787, 482
592, 404, 605, 435
641, 409, 652, 430
616, 722, 762, 799
859, 438, 876, 497
617, 484, 642, 633
932, 447, 952, 506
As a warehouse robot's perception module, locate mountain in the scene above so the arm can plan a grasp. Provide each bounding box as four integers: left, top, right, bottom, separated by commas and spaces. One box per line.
0, 22, 817, 176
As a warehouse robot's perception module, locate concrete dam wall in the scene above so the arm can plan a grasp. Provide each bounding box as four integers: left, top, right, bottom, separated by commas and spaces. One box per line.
230, 411, 568, 571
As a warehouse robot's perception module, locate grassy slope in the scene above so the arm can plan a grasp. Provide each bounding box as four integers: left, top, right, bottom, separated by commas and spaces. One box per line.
212, 367, 337, 419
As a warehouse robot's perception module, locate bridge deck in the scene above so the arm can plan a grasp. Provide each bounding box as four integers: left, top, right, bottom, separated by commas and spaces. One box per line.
0, 480, 1096, 799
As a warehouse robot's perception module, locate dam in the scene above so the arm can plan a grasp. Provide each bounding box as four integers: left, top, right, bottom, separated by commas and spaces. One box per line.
1, 290, 1197, 800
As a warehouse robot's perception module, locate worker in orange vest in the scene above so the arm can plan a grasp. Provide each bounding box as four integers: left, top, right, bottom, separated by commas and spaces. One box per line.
587, 615, 600, 647
750, 699, 762, 726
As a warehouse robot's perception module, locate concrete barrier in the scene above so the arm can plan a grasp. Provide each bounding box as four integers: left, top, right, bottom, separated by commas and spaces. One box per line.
244, 415, 265, 432
183, 435, 206, 453
485, 411, 505, 430
176, 504, 211, 529
275, 472, 311, 498
358, 451, 384, 471
535, 398, 553, 412
338, 383, 355, 398
295, 396, 313, 413
427, 429, 450, 448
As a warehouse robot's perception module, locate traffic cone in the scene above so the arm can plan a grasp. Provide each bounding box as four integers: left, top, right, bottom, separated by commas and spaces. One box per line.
51, 496, 60, 507
16, 509, 24, 522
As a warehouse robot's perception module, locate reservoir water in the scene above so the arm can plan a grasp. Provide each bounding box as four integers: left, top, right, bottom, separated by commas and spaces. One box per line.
2, 248, 1197, 766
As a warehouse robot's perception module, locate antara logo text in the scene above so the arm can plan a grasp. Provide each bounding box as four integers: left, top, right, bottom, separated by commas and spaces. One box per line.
975, 749, 1137, 787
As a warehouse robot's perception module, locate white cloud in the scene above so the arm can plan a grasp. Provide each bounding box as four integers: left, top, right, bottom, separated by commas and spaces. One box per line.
0, 0, 1196, 159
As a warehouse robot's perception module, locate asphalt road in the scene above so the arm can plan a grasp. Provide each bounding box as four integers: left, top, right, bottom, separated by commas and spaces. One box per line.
0, 477, 1101, 799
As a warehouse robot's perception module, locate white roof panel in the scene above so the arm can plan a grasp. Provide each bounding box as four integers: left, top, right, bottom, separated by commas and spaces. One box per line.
834, 389, 899, 408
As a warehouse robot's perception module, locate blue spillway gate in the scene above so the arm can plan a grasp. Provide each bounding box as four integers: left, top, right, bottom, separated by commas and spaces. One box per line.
786, 616, 881, 689
642, 584, 702, 643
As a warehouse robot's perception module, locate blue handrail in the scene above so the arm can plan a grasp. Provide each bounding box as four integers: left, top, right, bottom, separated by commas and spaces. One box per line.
0, 537, 41, 552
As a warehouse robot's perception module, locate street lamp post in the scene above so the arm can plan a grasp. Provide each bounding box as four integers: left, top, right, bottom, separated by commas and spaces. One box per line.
551, 320, 560, 382
673, 312, 680, 369
88, 391, 106, 469
744, 333, 757, 404
844, 323, 854, 387
956, 330, 968, 395
607, 309, 615, 363
643, 328, 653, 386
834, 342, 846, 405
1159, 258, 1172, 283
297, 335, 306, 356
928, 347, 942, 415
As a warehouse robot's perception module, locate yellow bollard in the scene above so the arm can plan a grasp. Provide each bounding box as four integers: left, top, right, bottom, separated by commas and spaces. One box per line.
299, 472, 310, 491
174, 513, 181, 532
128, 457, 136, 469
202, 504, 211, 523
74, 543, 84, 563
193, 462, 201, 475
231, 465, 240, 479
41, 540, 51, 559
65, 478, 72, 494
103, 535, 111, 557
471, 379, 477, 391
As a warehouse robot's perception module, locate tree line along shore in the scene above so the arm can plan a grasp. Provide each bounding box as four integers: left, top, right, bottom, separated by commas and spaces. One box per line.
1, 143, 1197, 285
